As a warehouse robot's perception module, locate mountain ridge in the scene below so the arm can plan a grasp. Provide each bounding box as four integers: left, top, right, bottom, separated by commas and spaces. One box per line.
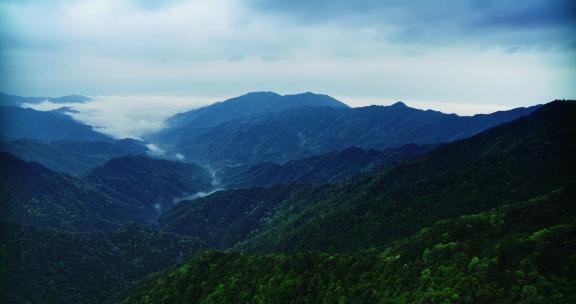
0, 106, 110, 142
167, 100, 539, 167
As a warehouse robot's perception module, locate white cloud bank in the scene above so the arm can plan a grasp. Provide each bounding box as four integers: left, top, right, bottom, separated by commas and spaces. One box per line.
23, 95, 219, 139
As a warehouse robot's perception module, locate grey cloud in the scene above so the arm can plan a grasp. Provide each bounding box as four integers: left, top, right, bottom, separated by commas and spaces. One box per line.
248, 0, 576, 49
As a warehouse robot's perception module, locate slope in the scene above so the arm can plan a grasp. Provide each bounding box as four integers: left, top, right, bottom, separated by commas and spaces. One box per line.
151, 91, 349, 144
122, 185, 576, 303
238, 100, 575, 252
158, 100, 575, 253
0, 152, 150, 231
172, 101, 538, 166
0, 221, 204, 304
219, 144, 434, 188
84, 155, 214, 214
0, 138, 148, 175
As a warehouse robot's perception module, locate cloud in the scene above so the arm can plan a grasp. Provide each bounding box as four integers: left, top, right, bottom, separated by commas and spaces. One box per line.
248, 0, 576, 50
1, 0, 575, 107
23, 95, 218, 139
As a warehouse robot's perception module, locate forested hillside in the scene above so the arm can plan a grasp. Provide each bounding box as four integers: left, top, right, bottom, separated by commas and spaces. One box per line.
122, 185, 576, 303
85, 155, 214, 214
157, 101, 575, 254
1, 100, 573, 304
219, 144, 433, 188
0, 221, 204, 304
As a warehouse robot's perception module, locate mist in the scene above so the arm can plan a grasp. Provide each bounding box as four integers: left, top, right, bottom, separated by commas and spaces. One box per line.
22, 95, 218, 139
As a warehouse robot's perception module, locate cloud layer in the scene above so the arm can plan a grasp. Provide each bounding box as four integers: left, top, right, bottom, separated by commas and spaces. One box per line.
23, 95, 215, 139
2, 0, 575, 108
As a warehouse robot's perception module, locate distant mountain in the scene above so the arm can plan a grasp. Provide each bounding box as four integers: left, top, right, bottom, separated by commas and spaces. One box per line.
0, 152, 149, 231
219, 144, 434, 188
149, 91, 349, 144
84, 155, 214, 214
165, 100, 539, 167
0, 221, 204, 304
157, 100, 575, 253
0, 92, 91, 106
0, 106, 110, 142
0, 138, 148, 175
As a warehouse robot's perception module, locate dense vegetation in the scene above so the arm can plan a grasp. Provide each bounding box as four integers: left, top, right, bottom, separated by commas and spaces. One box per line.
0, 152, 148, 231
157, 101, 575, 254
0, 152, 217, 231
0, 221, 204, 304
85, 155, 214, 214
159, 184, 320, 249
123, 186, 576, 303
219, 144, 433, 188
1, 96, 573, 303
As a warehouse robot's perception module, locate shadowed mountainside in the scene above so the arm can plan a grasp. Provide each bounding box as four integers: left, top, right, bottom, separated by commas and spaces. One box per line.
0, 106, 110, 142
219, 144, 435, 188
0, 139, 148, 176
156, 95, 538, 166
84, 155, 214, 214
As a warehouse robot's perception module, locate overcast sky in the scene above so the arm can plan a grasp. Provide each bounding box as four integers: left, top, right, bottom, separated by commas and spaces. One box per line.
2, 0, 575, 113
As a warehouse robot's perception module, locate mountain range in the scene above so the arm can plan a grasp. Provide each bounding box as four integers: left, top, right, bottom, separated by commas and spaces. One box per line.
124, 100, 575, 303
0, 152, 215, 231
0, 92, 91, 107
149, 93, 539, 167
156, 100, 575, 252
218, 144, 435, 188
0, 139, 149, 175
0, 90, 574, 303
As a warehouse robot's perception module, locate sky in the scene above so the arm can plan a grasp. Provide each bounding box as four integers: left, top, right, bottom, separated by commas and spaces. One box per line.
2, 0, 576, 131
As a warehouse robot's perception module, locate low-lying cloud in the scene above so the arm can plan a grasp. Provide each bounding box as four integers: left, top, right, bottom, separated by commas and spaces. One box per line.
23, 95, 218, 139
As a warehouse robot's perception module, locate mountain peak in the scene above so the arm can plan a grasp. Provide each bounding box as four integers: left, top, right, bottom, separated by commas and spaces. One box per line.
390, 101, 408, 108
240, 91, 281, 98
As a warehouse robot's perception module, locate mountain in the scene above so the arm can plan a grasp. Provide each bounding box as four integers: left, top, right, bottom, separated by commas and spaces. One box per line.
0, 138, 148, 175
237, 100, 575, 252
151, 92, 349, 144
158, 184, 310, 249
122, 185, 576, 303
163, 100, 539, 167
0, 92, 91, 107
219, 144, 434, 188
0, 106, 110, 142
0, 152, 150, 231
84, 155, 214, 214
157, 100, 575, 253
0, 221, 204, 304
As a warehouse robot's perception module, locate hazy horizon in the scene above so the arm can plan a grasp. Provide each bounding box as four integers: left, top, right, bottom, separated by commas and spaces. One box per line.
2, 0, 575, 111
